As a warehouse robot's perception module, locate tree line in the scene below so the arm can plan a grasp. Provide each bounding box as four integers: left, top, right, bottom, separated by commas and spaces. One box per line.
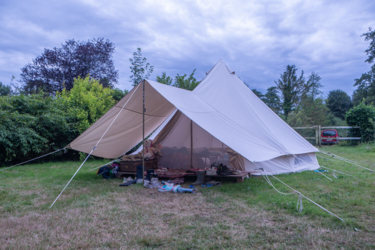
1, 28, 375, 165
251, 67, 352, 127
0, 42, 201, 165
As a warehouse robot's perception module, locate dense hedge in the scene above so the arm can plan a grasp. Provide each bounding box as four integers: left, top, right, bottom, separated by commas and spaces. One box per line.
0, 76, 118, 166
0, 94, 80, 165
346, 101, 375, 142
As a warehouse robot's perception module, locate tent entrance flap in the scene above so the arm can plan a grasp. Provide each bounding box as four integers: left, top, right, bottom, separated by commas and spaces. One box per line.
67, 80, 176, 159
154, 111, 245, 170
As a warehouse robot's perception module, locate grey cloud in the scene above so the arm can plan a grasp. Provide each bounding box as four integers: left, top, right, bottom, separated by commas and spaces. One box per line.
0, 0, 374, 96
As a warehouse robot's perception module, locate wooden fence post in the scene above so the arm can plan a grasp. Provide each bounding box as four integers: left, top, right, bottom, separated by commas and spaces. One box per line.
318, 125, 321, 147
315, 126, 318, 146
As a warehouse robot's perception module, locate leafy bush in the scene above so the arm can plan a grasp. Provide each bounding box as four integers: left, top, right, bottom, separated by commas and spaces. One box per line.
58, 76, 116, 134
0, 76, 118, 166
0, 94, 80, 165
346, 101, 375, 142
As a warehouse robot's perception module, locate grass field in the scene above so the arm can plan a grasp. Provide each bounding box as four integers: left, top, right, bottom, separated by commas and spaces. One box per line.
1, 144, 375, 249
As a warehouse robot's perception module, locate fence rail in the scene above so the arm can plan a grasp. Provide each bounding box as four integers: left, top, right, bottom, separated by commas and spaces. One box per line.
293, 125, 361, 146
339, 137, 361, 140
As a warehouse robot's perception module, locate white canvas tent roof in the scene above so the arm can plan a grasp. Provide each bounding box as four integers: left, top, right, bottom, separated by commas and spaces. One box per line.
67, 60, 320, 174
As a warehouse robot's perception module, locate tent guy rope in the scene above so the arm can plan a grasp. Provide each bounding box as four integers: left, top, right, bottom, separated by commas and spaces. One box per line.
317, 171, 333, 181
270, 174, 345, 222
319, 166, 354, 177
294, 155, 354, 178
1, 148, 64, 172
318, 151, 374, 172
49, 149, 94, 208
49, 82, 142, 208
255, 167, 344, 222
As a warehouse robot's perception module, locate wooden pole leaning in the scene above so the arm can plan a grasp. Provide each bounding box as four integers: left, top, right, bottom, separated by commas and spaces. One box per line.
142, 79, 145, 181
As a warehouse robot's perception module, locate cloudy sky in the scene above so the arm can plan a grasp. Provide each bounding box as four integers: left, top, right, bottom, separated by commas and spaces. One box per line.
1, 0, 374, 96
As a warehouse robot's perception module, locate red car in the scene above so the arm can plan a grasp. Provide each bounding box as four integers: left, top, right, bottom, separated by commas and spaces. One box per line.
321, 129, 339, 145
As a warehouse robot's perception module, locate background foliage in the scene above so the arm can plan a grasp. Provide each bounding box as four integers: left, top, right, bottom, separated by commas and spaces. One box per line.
156, 69, 200, 90
0, 76, 117, 165
353, 28, 375, 105
129, 48, 154, 87
20, 38, 118, 95
58, 76, 115, 134
0, 94, 79, 165
2, 27, 375, 165
0, 82, 11, 96
346, 101, 375, 142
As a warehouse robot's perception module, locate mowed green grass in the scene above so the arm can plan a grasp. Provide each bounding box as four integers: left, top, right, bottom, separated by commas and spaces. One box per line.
0, 144, 374, 249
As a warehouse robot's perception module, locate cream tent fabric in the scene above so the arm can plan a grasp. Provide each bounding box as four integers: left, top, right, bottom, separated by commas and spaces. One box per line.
67, 60, 320, 174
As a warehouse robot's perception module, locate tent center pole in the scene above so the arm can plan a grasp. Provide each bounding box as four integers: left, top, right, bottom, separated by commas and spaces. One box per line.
191, 119, 193, 168
142, 79, 145, 181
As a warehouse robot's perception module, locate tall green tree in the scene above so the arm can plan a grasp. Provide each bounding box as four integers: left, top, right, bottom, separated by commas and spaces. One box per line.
353, 27, 375, 105
326, 90, 352, 120
156, 69, 200, 90
156, 72, 173, 85
112, 88, 129, 102
304, 72, 323, 100
20, 38, 118, 94
251, 89, 265, 100
263, 87, 281, 114
288, 98, 330, 127
129, 48, 154, 86
0, 82, 11, 96
174, 70, 200, 90
275, 65, 305, 120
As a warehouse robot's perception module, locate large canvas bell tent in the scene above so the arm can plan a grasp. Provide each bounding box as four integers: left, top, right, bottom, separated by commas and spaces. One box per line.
66, 60, 320, 175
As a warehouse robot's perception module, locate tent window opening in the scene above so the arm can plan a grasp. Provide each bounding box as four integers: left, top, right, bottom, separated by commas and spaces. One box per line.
294, 154, 313, 166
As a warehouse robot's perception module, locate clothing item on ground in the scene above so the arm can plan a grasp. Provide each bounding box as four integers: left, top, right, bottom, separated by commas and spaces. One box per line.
97, 166, 116, 179
144, 178, 162, 189
158, 183, 196, 194
119, 179, 137, 186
